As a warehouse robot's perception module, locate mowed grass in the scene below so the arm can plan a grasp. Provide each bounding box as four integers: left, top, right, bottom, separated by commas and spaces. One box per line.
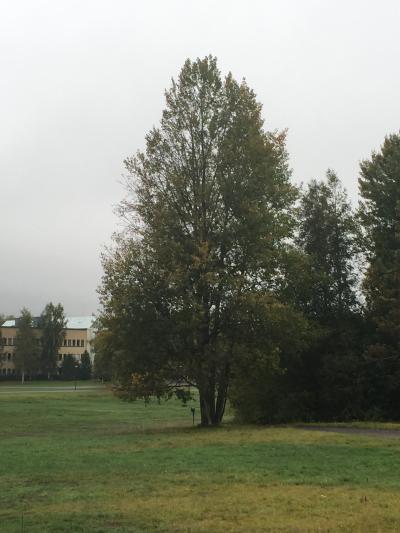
1, 385, 400, 532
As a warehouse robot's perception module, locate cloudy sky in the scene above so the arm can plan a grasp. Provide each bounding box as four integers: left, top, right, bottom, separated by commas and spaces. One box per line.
1, 0, 400, 316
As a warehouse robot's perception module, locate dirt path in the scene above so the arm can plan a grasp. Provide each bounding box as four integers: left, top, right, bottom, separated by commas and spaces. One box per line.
296, 425, 400, 439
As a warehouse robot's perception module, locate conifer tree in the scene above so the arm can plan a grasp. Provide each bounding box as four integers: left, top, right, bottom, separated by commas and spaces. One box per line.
79, 351, 92, 380
359, 133, 400, 416
40, 303, 66, 378
297, 170, 360, 320
14, 308, 39, 384
297, 171, 363, 419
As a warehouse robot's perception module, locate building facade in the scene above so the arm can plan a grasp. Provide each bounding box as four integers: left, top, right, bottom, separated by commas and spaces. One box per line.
0, 316, 96, 378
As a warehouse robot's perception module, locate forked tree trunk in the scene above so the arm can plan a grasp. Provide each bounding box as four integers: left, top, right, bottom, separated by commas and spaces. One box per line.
214, 382, 228, 424
198, 362, 230, 426
199, 388, 215, 426
199, 383, 228, 426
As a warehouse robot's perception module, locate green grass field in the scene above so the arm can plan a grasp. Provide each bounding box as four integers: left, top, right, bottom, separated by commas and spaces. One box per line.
1, 383, 400, 532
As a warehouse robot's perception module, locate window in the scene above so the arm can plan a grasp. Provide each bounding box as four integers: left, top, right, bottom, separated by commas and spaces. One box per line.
2, 368, 6, 375
7, 353, 11, 361
67, 339, 71, 347
7, 338, 11, 346
58, 354, 62, 361
72, 340, 76, 347
63, 339, 67, 346
2, 338, 6, 346
81, 340, 85, 347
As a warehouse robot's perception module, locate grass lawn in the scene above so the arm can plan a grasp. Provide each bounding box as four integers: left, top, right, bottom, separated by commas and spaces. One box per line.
1, 384, 400, 532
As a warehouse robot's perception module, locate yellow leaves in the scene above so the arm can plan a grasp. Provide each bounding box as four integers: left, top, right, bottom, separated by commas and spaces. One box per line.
191, 241, 211, 269
131, 372, 145, 387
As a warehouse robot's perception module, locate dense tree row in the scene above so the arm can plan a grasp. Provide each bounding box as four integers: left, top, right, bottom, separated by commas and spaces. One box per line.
97, 57, 400, 425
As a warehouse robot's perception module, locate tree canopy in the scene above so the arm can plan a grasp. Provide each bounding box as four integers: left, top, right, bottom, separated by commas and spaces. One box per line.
97, 56, 400, 425
296, 170, 360, 319
359, 133, 400, 417
98, 56, 298, 425
14, 308, 39, 384
39, 303, 66, 377
232, 171, 363, 422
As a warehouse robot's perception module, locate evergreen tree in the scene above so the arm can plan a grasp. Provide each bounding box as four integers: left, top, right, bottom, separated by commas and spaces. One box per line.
272, 171, 364, 421
60, 355, 78, 380
39, 303, 66, 378
296, 170, 360, 319
359, 133, 400, 417
297, 171, 363, 419
79, 350, 92, 380
93, 329, 113, 381
99, 56, 297, 425
14, 308, 39, 384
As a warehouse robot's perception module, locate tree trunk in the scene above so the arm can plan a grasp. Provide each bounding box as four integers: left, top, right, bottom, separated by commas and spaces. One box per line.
198, 363, 230, 426
199, 386, 216, 426
21, 371, 25, 385
214, 383, 228, 424
199, 386, 228, 426
199, 389, 227, 425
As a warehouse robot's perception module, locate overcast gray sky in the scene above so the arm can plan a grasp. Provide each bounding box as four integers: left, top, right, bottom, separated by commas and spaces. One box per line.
1, 0, 400, 316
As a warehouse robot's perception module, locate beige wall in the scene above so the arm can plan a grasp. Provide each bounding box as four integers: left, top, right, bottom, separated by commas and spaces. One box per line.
1, 326, 95, 377
1, 326, 19, 377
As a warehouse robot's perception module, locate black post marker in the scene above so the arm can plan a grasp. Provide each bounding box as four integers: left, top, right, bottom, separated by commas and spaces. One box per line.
191, 407, 195, 425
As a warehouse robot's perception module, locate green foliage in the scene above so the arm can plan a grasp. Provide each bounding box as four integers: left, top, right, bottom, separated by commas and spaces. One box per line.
359, 133, 400, 417
13, 308, 39, 381
60, 354, 78, 380
93, 329, 114, 380
233, 172, 364, 422
99, 56, 297, 425
229, 294, 311, 423
296, 170, 361, 318
79, 350, 92, 380
95, 60, 398, 425
292, 171, 365, 420
39, 302, 66, 377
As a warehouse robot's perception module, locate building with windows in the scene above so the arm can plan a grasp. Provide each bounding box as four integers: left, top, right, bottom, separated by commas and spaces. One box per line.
0, 316, 96, 378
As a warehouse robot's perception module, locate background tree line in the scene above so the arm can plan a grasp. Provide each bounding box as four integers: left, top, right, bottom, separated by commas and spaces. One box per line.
1, 303, 92, 382
95, 56, 399, 425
